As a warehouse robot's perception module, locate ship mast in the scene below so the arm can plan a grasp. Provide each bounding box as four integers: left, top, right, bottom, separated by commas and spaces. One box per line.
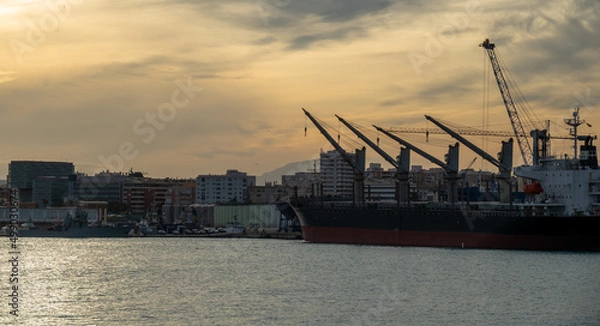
564, 107, 585, 159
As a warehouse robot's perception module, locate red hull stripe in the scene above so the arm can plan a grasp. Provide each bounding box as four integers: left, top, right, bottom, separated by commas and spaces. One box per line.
301, 226, 600, 251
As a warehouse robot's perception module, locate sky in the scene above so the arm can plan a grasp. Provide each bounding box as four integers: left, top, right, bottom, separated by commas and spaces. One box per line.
0, 0, 599, 182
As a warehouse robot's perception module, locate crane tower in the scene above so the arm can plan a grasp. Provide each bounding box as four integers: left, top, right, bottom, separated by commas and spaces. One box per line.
479, 38, 534, 166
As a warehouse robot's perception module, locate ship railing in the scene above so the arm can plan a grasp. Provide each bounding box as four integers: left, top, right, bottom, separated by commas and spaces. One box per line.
297, 199, 467, 211
464, 210, 521, 218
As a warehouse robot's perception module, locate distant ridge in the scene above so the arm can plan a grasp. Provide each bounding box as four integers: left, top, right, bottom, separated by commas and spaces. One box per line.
257, 160, 318, 186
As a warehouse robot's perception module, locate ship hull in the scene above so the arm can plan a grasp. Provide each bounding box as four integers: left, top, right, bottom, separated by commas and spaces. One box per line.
294, 203, 600, 251
301, 226, 600, 251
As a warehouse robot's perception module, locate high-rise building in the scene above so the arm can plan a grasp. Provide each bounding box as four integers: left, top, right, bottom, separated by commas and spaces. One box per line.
8, 160, 75, 207
196, 170, 256, 204
319, 150, 355, 197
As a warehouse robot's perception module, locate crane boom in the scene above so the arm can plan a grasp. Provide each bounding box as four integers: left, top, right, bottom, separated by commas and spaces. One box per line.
336, 115, 407, 172
302, 108, 364, 175
425, 115, 511, 173
303, 108, 365, 205
480, 38, 533, 166
373, 125, 455, 172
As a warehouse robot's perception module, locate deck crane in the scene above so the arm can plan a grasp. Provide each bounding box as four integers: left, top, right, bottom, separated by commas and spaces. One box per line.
373, 125, 460, 205
302, 108, 366, 205
336, 115, 408, 173
336, 115, 411, 203
480, 38, 545, 166
425, 115, 514, 203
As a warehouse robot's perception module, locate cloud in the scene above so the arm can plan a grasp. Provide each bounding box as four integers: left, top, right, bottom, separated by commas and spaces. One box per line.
286, 26, 365, 50
0, 71, 17, 83
1, 0, 599, 178
378, 98, 404, 107
279, 0, 394, 23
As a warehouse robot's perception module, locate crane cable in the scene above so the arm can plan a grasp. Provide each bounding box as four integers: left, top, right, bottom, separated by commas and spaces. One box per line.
495, 49, 544, 132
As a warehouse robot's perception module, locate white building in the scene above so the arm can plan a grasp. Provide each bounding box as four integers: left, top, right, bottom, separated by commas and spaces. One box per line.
196, 170, 256, 204
320, 150, 356, 197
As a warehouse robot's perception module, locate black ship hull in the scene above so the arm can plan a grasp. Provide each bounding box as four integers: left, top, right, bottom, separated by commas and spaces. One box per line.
293, 202, 600, 251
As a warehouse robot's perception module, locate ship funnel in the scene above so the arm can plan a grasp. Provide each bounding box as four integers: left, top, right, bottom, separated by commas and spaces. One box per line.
579, 136, 598, 169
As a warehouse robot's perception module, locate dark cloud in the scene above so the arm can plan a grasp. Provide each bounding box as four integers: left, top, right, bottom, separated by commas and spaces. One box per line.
277, 0, 394, 23
473, 1, 600, 115
286, 26, 365, 50
379, 98, 404, 107
254, 36, 278, 45
484, 1, 600, 78
158, 0, 396, 50
414, 72, 479, 106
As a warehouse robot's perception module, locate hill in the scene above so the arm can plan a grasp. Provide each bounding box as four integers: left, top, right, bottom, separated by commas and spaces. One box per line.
257, 160, 317, 186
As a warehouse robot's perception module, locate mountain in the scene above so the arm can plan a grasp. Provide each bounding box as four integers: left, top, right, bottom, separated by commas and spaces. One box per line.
257, 160, 318, 186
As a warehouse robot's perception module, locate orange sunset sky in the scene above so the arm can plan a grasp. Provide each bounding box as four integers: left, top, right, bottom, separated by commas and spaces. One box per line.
1, 0, 598, 181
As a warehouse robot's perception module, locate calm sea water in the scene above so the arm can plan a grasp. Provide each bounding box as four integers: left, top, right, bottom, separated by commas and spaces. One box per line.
1, 237, 599, 326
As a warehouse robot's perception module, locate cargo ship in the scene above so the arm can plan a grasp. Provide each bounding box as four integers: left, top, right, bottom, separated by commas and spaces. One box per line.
293, 39, 600, 251
291, 139, 600, 251
293, 107, 600, 251
292, 199, 600, 251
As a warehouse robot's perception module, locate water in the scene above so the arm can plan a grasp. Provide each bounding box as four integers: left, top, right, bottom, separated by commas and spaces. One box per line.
2, 238, 599, 325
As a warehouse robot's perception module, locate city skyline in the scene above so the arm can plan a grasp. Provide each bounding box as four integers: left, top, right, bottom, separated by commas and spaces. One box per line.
1, 1, 598, 179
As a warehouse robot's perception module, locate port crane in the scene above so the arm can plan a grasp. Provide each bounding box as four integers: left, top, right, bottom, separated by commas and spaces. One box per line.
387, 122, 571, 142
387, 125, 520, 141
480, 38, 546, 166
